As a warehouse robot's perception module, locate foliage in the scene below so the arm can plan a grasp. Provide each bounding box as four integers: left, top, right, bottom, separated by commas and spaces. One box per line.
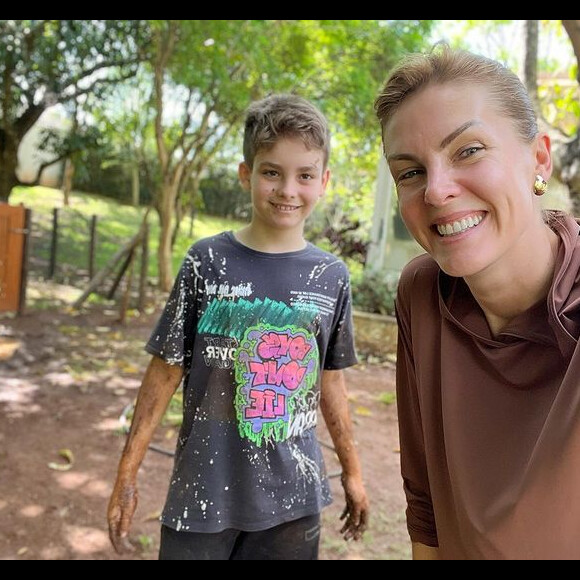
433, 20, 578, 136
306, 197, 370, 265
351, 268, 400, 316
199, 169, 251, 221
122, 20, 436, 288
0, 20, 150, 200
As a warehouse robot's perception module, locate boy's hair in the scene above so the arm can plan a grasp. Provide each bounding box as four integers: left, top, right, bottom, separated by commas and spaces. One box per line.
374, 43, 539, 154
242, 93, 331, 169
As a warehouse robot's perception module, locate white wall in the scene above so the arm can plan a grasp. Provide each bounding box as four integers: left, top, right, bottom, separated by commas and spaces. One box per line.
16, 105, 70, 188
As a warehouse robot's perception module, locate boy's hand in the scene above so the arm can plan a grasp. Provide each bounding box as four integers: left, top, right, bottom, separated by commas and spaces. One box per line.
107, 479, 139, 554
339, 474, 369, 541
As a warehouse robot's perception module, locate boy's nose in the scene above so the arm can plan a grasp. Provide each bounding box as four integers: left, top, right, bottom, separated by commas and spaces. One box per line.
278, 179, 299, 198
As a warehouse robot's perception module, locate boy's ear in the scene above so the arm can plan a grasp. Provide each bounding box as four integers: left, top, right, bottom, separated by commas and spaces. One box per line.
320, 168, 331, 198
238, 162, 252, 192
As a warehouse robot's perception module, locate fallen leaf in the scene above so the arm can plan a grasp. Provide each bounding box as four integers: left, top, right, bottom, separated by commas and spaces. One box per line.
143, 511, 162, 523
354, 406, 373, 417
48, 448, 75, 471
0, 338, 21, 361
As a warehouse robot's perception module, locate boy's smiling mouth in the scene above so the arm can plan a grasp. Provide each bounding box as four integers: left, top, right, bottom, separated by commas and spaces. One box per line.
271, 203, 301, 212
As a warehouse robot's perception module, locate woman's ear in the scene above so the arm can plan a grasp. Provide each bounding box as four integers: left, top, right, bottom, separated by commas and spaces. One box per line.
535, 133, 552, 178
238, 162, 252, 192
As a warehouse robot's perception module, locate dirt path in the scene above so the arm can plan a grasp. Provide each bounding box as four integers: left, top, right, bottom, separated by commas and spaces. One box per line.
0, 283, 410, 560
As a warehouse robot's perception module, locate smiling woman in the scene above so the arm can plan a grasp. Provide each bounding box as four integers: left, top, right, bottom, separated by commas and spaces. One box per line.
374, 43, 580, 561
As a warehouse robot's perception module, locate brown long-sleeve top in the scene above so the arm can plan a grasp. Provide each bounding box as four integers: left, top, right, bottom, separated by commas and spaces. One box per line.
395, 210, 580, 560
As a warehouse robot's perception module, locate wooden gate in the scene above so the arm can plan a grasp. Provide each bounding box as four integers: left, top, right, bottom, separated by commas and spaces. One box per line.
0, 204, 30, 313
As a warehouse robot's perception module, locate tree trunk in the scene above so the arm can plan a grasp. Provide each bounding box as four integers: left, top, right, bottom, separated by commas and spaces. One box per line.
523, 20, 539, 112
171, 192, 186, 249
562, 21, 580, 84
131, 164, 140, 207
558, 21, 580, 213
0, 133, 19, 202
157, 181, 179, 292
61, 157, 75, 207
560, 134, 580, 213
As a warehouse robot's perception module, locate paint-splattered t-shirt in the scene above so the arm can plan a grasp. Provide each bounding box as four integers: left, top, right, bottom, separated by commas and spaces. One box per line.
146, 232, 358, 533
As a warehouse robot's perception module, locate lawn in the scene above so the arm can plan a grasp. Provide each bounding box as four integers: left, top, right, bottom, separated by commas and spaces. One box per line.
11, 186, 245, 283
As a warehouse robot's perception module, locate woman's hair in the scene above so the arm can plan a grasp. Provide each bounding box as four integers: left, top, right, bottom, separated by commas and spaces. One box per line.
374, 43, 539, 151
242, 93, 331, 169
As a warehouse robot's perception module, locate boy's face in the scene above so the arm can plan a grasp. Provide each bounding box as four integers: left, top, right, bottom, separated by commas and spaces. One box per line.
238, 137, 330, 234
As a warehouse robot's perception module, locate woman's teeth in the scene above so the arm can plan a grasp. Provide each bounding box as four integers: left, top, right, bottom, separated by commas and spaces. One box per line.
437, 214, 483, 237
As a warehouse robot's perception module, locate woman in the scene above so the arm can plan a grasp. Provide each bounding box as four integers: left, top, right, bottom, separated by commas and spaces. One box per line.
374, 44, 580, 560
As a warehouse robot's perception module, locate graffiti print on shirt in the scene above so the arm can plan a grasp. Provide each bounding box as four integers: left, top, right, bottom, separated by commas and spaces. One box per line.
235, 324, 319, 447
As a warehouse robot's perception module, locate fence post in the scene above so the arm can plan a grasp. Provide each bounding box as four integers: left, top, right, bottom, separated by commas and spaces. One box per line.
18, 208, 32, 315
48, 208, 59, 279
89, 215, 98, 280
138, 222, 149, 312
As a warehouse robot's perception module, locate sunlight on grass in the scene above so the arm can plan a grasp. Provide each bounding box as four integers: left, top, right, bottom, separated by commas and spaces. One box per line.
11, 186, 246, 280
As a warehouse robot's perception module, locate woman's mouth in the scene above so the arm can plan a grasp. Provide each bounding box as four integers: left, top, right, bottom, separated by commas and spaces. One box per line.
435, 213, 485, 238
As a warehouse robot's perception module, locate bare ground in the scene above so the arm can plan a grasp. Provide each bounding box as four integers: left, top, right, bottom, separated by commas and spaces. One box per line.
0, 281, 410, 560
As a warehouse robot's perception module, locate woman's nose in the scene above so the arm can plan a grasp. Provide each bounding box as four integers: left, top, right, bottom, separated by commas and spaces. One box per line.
423, 171, 459, 206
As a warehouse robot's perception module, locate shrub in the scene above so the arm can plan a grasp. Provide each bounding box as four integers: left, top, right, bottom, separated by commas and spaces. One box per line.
351, 269, 400, 316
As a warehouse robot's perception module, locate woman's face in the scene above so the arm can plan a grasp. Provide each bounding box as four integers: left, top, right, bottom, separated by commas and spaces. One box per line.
384, 82, 550, 278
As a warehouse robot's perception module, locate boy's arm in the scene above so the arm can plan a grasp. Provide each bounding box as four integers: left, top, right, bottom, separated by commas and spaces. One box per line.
320, 369, 369, 541
107, 355, 183, 554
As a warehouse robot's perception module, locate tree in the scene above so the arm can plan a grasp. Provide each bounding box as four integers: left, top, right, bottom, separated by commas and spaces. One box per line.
0, 20, 149, 202
523, 20, 540, 110
555, 20, 580, 212
146, 19, 435, 290
438, 20, 580, 212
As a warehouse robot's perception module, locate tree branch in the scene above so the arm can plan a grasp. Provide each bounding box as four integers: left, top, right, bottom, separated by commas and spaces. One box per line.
562, 20, 580, 85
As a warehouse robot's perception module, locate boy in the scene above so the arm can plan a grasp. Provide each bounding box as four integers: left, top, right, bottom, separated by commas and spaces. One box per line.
107, 94, 369, 560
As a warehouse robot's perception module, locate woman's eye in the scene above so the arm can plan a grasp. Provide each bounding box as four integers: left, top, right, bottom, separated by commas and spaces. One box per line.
399, 169, 422, 181
460, 146, 483, 159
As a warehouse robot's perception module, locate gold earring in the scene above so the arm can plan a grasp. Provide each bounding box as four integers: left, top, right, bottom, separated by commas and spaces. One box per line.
534, 175, 548, 196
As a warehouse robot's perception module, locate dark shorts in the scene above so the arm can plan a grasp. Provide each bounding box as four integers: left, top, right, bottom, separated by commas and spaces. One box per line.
158, 513, 322, 560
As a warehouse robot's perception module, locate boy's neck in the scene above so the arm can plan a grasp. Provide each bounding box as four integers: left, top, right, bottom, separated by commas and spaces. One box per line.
234, 224, 307, 254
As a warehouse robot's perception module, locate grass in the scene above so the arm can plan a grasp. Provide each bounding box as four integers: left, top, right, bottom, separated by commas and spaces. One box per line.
11, 185, 245, 282
377, 392, 396, 406
11, 186, 368, 300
